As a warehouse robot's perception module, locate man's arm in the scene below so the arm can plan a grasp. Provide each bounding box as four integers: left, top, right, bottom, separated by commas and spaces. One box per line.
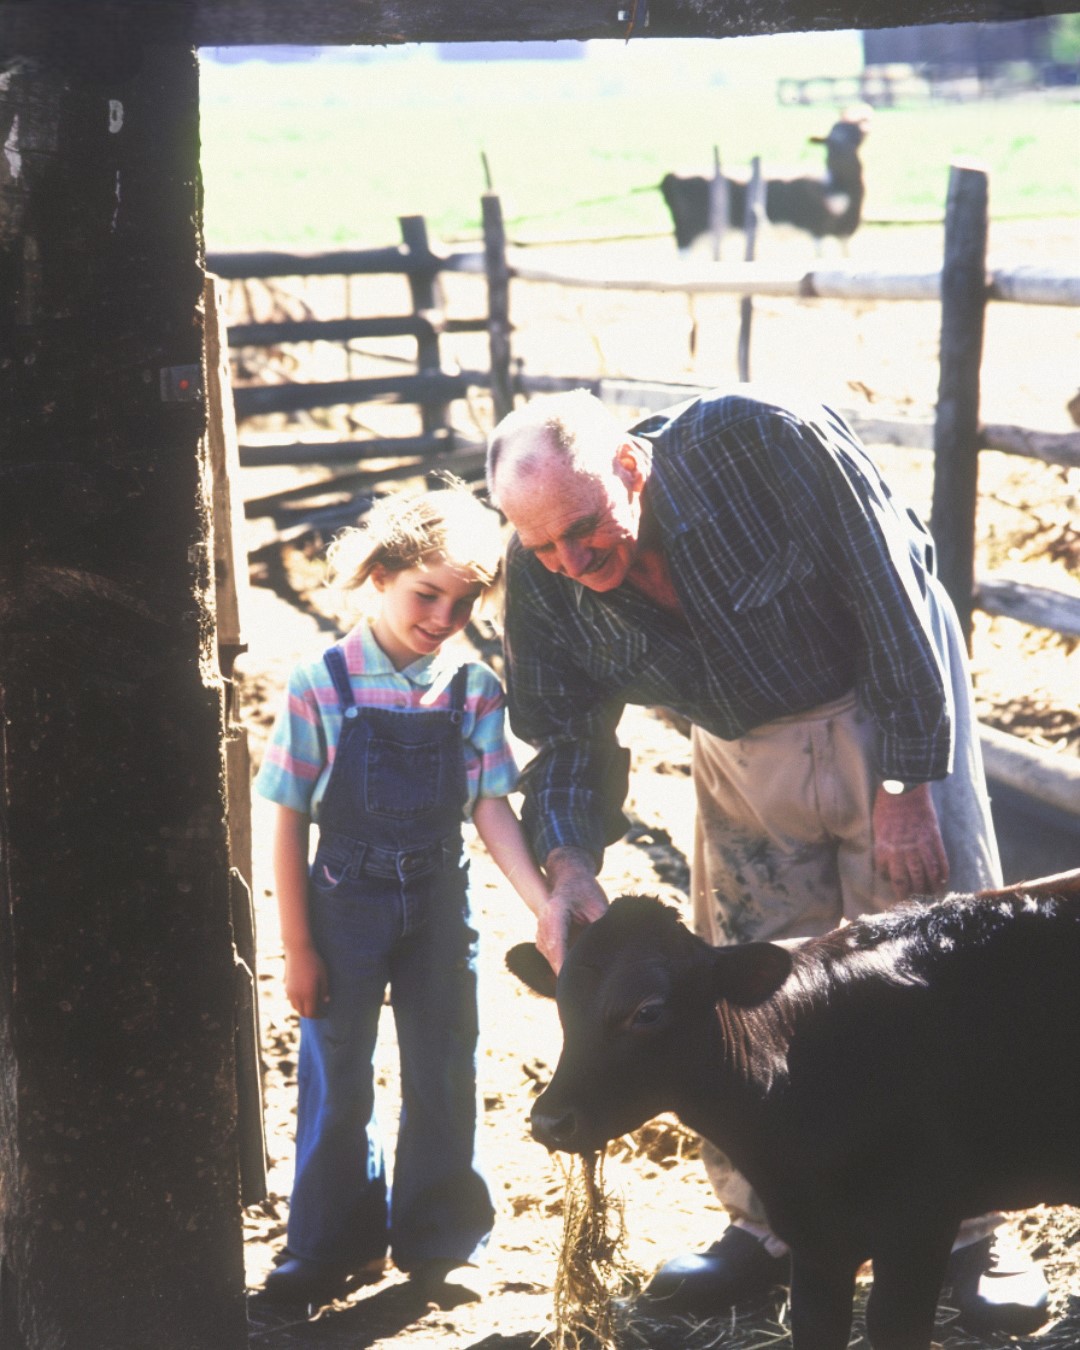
764, 414, 953, 899
503, 539, 631, 866
502, 541, 628, 963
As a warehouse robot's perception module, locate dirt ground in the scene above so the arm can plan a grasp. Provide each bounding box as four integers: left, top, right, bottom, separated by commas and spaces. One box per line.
230, 216, 1079, 1348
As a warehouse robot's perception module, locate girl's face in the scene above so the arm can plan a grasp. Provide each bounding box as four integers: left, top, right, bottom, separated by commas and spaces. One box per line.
370, 557, 484, 670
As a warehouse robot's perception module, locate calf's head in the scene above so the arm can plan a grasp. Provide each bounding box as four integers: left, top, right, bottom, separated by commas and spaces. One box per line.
530, 896, 791, 1154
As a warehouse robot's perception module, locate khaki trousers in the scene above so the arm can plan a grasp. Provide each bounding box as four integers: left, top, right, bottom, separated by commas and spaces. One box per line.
691, 576, 1002, 1234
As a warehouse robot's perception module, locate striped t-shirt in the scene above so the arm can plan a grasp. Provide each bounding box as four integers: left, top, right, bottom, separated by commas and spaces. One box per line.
255, 617, 519, 822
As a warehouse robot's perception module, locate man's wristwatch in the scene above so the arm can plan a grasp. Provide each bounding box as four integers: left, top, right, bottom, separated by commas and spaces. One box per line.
881, 779, 920, 796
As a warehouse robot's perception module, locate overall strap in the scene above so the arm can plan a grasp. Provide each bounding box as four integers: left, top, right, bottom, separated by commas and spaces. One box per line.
323, 645, 355, 713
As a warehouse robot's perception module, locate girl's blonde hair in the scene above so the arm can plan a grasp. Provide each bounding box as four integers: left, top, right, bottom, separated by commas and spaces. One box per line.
326, 479, 504, 595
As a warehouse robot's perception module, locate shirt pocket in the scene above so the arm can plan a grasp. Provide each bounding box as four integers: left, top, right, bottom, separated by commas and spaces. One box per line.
728, 540, 813, 612
575, 605, 649, 682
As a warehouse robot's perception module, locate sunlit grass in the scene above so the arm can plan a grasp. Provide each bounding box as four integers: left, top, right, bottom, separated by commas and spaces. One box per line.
198, 49, 1080, 249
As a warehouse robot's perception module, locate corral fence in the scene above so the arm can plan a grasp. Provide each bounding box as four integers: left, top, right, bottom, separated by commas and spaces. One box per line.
208, 165, 1080, 857
479, 166, 1080, 651
206, 199, 512, 544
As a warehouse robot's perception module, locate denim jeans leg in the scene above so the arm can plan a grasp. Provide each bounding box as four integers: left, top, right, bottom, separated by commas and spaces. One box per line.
387, 881, 494, 1270
286, 887, 395, 1267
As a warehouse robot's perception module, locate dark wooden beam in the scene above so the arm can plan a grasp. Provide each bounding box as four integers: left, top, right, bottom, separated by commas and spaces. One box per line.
194, 0, 1080, 43
0, 12, 246, 1349
2, 0, 1074, 49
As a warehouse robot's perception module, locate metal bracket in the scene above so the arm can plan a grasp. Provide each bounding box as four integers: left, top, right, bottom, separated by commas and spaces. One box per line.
617, 0, 649, 35
159, 364, 203, 403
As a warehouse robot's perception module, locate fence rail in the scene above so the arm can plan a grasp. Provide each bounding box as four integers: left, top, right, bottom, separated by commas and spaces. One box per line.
489, 256, 1080, 307
207, 208, 508, 535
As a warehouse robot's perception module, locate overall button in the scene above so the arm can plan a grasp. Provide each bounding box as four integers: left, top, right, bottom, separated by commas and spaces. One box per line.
400, 854, 420, 873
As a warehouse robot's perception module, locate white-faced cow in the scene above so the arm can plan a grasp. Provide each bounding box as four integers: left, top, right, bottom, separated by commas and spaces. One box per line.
531, 871, 1080, 1350
660, 108, 870, 255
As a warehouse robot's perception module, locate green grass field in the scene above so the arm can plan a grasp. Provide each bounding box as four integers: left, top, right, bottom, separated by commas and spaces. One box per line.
198, 49, 1080, 251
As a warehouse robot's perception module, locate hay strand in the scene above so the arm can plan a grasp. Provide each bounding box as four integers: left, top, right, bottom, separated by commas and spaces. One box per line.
551, 1151, 639, 1350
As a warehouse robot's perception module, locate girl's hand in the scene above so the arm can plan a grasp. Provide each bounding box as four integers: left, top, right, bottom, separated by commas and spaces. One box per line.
284, 943, 330, 1019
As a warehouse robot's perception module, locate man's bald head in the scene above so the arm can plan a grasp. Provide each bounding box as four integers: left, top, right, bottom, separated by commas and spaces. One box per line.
486, 389, 628, 507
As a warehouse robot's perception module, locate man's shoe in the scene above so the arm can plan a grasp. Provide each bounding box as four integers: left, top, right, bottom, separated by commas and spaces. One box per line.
944, 1235, 1050, 1336
259, 1252, 385, 1306
640, 1226, 790, 1315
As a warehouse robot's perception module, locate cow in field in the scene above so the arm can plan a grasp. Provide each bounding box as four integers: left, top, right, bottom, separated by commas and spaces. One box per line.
660, 108, 870, 255
531, 871, 1080, 1350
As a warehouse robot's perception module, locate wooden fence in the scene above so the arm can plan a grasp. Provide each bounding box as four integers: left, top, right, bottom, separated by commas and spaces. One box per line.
485, 166, 1080, 652
206, 200, 512, 541
209, 175, 1078, 649
208, 171, 1079, 833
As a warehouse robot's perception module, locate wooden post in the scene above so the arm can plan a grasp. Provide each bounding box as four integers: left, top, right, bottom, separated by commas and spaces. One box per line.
737, 155, 764, 382
930, 162, 989, 648
709, 145, 727, 262
400, 214, 451, 440
482, 193, 514, 424
0, 19, 246, 1349
203, 277, 266, 1205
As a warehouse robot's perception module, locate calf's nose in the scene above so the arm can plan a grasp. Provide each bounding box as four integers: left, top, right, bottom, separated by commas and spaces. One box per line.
530, 1102, 580, 1151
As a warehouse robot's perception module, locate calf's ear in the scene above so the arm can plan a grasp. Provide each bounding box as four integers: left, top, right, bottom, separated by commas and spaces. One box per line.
505, 942, 558, 998
710, 942, 792, 1006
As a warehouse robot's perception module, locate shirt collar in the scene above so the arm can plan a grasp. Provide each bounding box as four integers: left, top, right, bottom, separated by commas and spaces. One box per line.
342, 618, 452, 688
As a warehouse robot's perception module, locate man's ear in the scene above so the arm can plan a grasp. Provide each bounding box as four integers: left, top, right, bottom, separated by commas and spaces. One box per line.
710, 943, 792, 1007
613, 439, 647, 496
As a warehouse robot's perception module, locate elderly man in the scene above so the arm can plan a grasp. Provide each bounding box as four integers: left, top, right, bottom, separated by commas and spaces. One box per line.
486, 387, 1049, 1335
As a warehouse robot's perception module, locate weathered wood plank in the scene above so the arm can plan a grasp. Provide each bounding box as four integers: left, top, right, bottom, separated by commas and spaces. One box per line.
507, 258, 946, 299
505, 259, 1078, 306
206, 246, 423, 278
980, 723, 1080, 820
483, 192, 514, 422
223, 314, 488, 346
181, 0, 1080, 45
5, 1, 1076, 52
931, 163, 989, 644
231, 369, 484, 417
239, 430, 455, 467
401, 215, 451, 434
980, 424, 1080, 469
989, 266, 1080, 307
975, 577, 1080, 640
0, 21, 247, 1349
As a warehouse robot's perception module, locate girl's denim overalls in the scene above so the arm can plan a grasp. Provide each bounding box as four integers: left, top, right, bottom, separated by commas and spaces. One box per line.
287, 645, 494, 1272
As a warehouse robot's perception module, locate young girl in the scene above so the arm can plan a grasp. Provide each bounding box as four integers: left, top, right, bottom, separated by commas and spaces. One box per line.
254, 483, 548, 1306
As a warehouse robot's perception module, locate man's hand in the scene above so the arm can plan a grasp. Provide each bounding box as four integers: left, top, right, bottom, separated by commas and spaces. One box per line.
285, 942, 330, 1019
873, 782, 949, 903
538, 846, 610, 974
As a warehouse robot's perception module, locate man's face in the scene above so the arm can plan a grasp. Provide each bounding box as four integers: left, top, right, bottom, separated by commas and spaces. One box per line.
498, 447, 643, 593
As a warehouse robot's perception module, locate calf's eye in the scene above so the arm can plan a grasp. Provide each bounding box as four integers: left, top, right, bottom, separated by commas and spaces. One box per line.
629, 998, 665, 1030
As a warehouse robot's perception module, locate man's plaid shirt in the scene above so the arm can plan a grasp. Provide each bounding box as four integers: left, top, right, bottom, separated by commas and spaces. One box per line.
502, 387, 952, 866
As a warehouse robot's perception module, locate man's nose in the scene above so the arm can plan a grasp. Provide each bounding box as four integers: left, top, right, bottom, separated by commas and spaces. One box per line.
554, 539, 590, 578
